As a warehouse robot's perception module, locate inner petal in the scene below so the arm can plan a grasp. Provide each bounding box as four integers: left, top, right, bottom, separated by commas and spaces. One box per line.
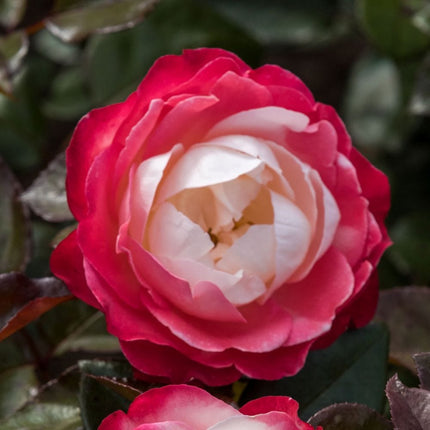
264, 190, 312, 298
155, 143, 265, 203
216, 224, 276, 283
146, 201, 213, 261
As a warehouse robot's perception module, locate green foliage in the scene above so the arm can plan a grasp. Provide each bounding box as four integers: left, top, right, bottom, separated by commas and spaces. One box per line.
241, 324, 389, 420
357, 0, 430, 58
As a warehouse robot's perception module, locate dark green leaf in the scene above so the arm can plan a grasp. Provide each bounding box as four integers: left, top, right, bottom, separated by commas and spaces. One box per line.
390, 214, 430, 283
54, 312, 120, 355
241, 324, 389, 420
357, 0, 430, 58
21, 153, 73, 222
308, 403, 393, 429
376, 287, 430, 371
0, 159, 30, 272
79, 359, 134, 380
147, 0, 261, 66
80, 373, 132, 430
0, 0, 26, 30
34, 30, 81, 65
79, 359, 143, 401
0, 335, 29, 373
35, 299, 100, 353
0, 31, 29, 95
45, 0, 160, 43
414, 352, 430, 390
0, 404, 81, 430
344, 53, 402, 151
410, 54, 430, 116
203, 0, 340, 46
25, 220, 65, 278
0, 365, 38, 420
85, 0, 261, 106
386, 374, 430, 429
43, 67, 92, 120
85, 20, 163, 105
0, 357, 82, 429
0, 55, 55, 175
0, 273, 72, 341
412, 3, 430, 35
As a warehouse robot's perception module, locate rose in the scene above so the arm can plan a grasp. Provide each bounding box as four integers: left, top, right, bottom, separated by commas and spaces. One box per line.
51, 48, 390, 385
98, 384, 321, 430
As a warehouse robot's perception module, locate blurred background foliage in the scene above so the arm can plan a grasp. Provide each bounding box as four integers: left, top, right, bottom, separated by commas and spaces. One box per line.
1, 0, 430, 428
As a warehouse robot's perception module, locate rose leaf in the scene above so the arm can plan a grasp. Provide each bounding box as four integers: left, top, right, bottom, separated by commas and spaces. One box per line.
413, 352, 430, 390
308, 403, 393, 430
240, 323, 389, 420
0, 272, 73, 342
21, 152, 74, 222
0, 31, 29, 95
0, 0, 27, 30
374, 286, 430, 371
78, 359, 146, 400
0, 368, 82, 430
390, 214, 430, 282
409, 55, 430, 116
45, 0, 161, 43
344, 53, 402, 151
0, 159, 31, 273
357, 0, 430, 59
0, 365, 38, 421
386, 374, 430, 429
79, 373, 132, 430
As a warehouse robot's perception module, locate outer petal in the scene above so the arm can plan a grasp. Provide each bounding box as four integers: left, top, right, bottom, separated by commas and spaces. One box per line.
98, 410, 134, 430
126, 385, 240, 428
120, 340, 241, 385
240, 396, 300, 416
66, 95, 138, 220
248, 64, 315, 105
274, 247, 354, 345
50, 230, 100, 310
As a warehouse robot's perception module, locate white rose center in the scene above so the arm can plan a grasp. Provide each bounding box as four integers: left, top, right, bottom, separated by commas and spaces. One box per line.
129, 107, 341, 306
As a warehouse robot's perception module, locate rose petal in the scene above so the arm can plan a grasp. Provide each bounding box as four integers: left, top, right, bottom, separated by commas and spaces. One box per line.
147, 202, 214, 261
266, 190, 311, 295
120, 340, 241, 385
127, 385, 240, 427
155, 256, 266, 306
126, 143, 184, 240
206, 106, 309, 142
156, 144, 265, 203
217, 224, 276, 284
50, 230, 101, 310
99, 410, 133, 430
274, 247, 354, 344
118, 233, 245, 322
248, 64, 315, 104
66, 95, 138, 219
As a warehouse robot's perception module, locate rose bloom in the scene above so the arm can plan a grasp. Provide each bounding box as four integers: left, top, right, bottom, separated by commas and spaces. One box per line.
51, 48, 390, 385
98, 385, 321, 430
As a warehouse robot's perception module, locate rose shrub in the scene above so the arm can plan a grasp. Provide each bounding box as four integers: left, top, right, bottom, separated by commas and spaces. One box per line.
98, 384, 321, 430
51, 48, 390, 385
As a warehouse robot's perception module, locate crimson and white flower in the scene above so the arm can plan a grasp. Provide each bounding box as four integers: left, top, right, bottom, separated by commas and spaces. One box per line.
51, 48, 390, 385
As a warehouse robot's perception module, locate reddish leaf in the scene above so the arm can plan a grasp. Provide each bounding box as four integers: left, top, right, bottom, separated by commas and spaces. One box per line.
374, 287, 430, 370
414, 352, 430, 391
0, 273, 72, 341
308, 402, 392, 429
386, 374, 430, 430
